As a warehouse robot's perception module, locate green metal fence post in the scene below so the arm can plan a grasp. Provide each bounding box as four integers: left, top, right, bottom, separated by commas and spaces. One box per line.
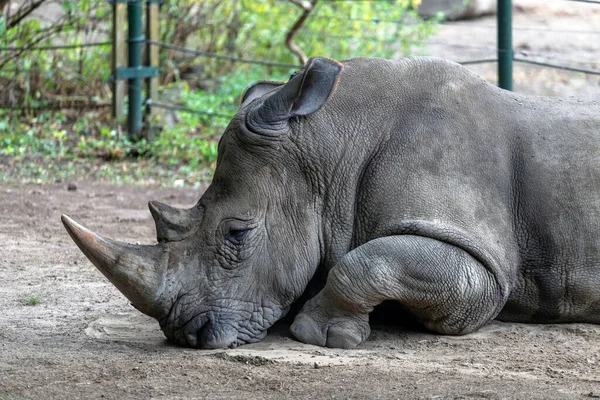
146, 1, 160, 122
497, 0, 513, 91
127, 0, 144, 138
112, 2, 127, 121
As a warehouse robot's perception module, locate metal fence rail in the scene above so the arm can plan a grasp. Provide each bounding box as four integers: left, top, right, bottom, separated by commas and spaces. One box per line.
513, 58, 600, 76
145, 41, 302, 69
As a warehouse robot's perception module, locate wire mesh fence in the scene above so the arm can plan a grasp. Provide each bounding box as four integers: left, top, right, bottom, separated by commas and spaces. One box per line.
0, 0, 598, 125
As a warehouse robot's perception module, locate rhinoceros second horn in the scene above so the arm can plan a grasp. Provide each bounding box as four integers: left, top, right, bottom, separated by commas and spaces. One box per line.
148, 200, 196, 243
61, 214, 168, 318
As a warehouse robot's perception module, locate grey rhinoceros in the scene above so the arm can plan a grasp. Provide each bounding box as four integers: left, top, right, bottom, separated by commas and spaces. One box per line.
62, 57, 600, 349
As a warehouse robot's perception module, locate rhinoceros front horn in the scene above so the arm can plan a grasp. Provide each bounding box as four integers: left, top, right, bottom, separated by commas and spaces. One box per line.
61, 215, 168, 319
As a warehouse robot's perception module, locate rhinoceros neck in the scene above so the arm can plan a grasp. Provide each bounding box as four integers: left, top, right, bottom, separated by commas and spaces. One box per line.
286, 58, 425, 269
289, 57, 503, 270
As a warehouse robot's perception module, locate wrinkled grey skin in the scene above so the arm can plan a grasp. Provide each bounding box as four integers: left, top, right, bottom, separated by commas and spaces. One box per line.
63, 57, 600, 349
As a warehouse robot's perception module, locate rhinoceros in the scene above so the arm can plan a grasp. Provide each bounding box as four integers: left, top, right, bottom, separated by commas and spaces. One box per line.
62, 56, 600, 349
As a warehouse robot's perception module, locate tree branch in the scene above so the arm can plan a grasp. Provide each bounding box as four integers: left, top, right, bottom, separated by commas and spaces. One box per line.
289, 0, 313, 12
285, 0, 318, 65
8, 0, 49, 29
0, 20, 65, 71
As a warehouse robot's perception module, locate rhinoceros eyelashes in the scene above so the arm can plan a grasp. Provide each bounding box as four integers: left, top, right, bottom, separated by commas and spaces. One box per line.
245, 57, 343, 135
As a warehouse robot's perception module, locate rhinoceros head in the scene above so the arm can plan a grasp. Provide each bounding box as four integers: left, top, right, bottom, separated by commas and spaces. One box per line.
62, 57, 343, 349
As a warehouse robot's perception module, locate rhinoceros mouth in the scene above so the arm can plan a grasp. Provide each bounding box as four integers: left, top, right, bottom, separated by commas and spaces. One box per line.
162, 307, 272, 349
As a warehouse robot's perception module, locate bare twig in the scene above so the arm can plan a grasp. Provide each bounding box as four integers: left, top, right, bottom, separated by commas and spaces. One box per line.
289, 0, 313, 12
8, 0, 49, 29
286, 0, 318, 65
0, 21, 65, 70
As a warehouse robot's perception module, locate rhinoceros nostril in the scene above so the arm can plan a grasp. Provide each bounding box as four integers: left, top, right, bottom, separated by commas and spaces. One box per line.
185, 332, 199, 348
199, 321, 238, 350
172, 313, 209, 348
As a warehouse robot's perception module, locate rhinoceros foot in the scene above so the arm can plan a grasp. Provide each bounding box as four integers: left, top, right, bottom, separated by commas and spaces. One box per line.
291, 294, 370, 349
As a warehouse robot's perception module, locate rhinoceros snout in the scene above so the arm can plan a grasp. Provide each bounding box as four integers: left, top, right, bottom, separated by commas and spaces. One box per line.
196, 322, 239, 349
167, 314, 240, 349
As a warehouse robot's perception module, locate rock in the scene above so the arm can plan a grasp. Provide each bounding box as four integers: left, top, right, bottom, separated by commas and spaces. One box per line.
418, 0, 496, 20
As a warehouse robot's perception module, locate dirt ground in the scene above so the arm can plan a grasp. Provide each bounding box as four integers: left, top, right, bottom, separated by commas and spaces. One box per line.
2, 1, 600, 399
419, 0, 600, 97
1, 182, 600, 400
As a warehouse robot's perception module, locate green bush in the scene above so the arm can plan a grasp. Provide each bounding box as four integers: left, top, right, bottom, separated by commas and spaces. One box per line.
160, 0, 436, 78
0, 0, 112, 108
0, 0, 437, 184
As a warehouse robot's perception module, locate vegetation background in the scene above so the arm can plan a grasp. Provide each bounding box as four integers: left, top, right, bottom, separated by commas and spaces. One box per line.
0, 0, 436, 186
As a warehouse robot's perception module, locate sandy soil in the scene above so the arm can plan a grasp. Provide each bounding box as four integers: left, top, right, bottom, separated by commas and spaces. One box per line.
2, 1, 600, 399
1, 182, 600, 400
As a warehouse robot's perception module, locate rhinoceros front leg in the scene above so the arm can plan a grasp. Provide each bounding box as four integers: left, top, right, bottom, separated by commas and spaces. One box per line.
291, 235, 506, 348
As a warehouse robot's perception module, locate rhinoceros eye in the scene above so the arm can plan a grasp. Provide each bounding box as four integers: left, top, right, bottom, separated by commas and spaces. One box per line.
220, 219, 256, 246
226, 227, 252, 245
229, 228, 249, 240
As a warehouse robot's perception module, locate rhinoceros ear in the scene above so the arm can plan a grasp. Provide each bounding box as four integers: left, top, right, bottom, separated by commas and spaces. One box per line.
246, 57, 343, 133
240, 81, 284, 107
